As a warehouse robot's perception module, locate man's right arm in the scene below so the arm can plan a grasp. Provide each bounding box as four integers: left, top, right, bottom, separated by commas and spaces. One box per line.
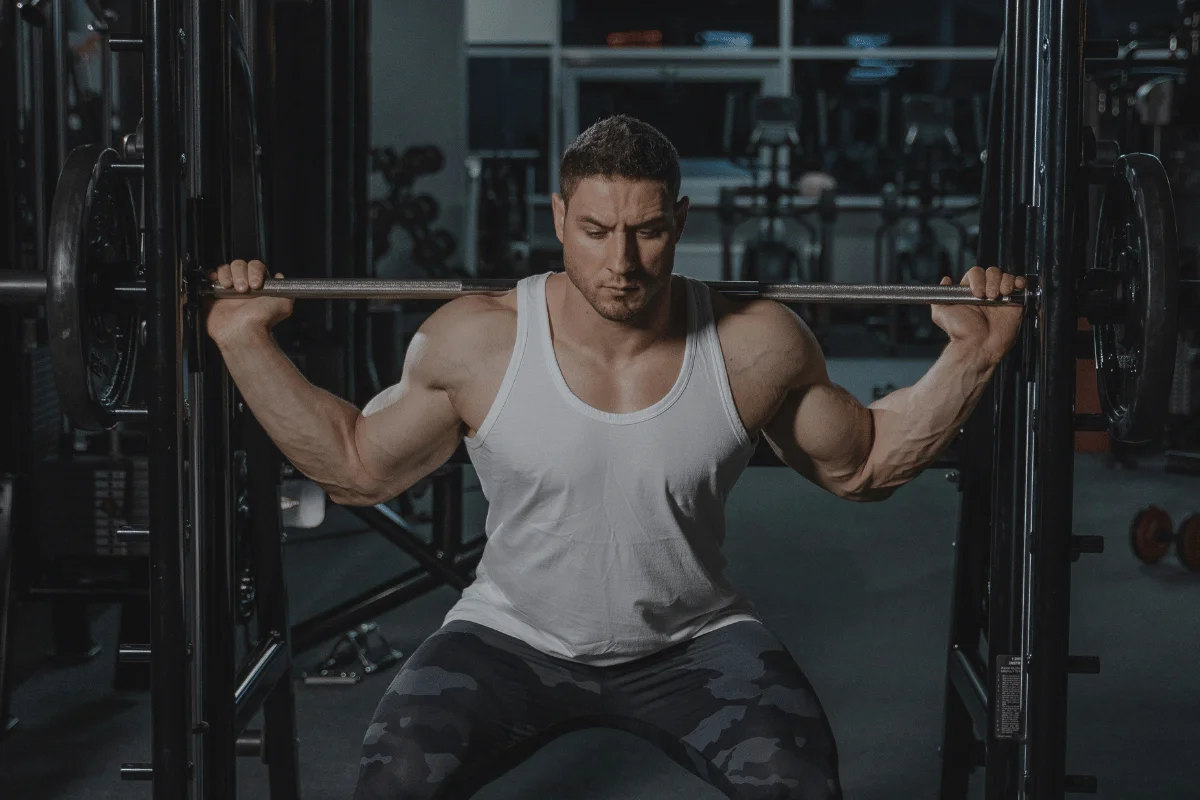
214, 307, 466, 506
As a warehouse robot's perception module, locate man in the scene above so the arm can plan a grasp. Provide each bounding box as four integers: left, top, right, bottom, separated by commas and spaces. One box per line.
207, 115, 1024, 799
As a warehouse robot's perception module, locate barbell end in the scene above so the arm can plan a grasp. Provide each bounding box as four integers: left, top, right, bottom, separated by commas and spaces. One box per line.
116, 527, 150, 542
0, 270, 48, 304
118, 643, 151, 663
108, 38, 144, 52
119, 763, 153, 781
105, 162, 145, 177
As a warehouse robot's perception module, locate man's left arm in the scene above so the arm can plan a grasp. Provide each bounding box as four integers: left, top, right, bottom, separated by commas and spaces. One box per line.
762, 267, 1025, 501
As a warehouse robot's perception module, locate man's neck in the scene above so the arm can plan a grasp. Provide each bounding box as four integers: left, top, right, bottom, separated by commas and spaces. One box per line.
548, 273, 683, 363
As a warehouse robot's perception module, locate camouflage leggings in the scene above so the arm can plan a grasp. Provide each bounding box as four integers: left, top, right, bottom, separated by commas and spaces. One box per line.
354, 620, 842, 800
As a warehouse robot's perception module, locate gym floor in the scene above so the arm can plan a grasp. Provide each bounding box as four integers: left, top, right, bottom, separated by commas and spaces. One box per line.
1, 359, 1197, 800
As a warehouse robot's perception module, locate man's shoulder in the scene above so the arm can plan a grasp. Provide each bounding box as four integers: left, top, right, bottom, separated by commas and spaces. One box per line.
709, 291, 816, 379
424, 291, 519, 353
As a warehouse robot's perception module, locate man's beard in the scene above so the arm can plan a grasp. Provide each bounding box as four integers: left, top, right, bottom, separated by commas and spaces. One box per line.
562, 261, 663, 323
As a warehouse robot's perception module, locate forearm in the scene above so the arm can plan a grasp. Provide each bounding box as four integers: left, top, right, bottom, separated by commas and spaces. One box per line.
861, 340, 999, 490
216, 328, 363, 493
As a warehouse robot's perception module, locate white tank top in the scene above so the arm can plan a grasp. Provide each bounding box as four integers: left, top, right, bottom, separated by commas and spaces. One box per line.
443, 272, 761, 665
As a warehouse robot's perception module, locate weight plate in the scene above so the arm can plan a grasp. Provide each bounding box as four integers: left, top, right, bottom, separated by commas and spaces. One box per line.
229, 16, 265, 261
1129, 505, 1173, 565
46, 145, 141, 432
1176, 513, 1200, 572
1092, 153, 1180, 444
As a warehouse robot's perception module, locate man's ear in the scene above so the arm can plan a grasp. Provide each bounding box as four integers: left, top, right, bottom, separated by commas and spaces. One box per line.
552, 193, 567, 244
673, 196, 691, 241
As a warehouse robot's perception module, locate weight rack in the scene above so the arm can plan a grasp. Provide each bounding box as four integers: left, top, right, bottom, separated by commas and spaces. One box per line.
133, 1, 302, 796
938, 0, 1105, 797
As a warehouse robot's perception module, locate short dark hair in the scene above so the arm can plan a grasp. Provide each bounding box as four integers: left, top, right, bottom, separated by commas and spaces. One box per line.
559, 115, 681, 204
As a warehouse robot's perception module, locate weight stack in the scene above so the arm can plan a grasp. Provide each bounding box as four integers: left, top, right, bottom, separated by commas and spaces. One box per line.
33, 456, 150, 558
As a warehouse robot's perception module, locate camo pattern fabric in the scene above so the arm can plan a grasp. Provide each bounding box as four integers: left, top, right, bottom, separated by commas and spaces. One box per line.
354, 619, 841, 800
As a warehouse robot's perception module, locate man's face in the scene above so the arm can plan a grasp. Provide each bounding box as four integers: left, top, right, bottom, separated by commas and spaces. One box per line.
553, 177, 689, 323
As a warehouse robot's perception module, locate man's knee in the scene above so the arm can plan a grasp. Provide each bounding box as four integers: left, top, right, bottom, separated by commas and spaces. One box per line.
355, 723, 465, 800
720, 736, 840, 800
353, 666, 479, 799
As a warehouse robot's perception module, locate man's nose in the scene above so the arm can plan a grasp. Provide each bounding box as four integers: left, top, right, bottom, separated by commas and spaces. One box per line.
610, 228, 639, 270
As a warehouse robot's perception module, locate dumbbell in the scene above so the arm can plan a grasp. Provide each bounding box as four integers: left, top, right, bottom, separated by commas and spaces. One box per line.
1128, 506, 1200, 572
396, 194, 439, 227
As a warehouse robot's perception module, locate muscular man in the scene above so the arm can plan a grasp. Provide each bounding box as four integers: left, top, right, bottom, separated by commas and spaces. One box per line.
207, 115, 1025, 800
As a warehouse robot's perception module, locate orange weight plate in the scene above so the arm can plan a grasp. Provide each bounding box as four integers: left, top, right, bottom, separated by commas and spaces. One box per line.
1129, 506, 1173, 565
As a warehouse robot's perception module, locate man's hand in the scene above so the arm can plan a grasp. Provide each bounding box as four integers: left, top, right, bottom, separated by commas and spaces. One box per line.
930, 266, 1026, 365
205, 259, 294, 346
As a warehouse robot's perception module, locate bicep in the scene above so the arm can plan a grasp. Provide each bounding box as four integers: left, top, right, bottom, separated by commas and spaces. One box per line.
350, 333, 465, 503
763, 377, 874, 496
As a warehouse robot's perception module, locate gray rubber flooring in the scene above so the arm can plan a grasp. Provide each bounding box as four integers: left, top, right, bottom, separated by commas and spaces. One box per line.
1, 358, 1197, 799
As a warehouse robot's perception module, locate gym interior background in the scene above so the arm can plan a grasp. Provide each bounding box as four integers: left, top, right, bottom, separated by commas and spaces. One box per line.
1, 0, 1198, 798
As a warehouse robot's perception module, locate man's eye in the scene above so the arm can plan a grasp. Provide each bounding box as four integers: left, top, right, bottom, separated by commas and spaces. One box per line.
638, 229, 664, 239
586, 230, 606, 238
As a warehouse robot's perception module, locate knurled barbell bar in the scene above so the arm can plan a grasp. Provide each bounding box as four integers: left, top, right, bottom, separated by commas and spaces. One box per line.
203, 278, 1027, 305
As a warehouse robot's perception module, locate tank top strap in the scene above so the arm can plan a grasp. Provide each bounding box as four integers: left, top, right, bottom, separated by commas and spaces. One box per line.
683, 277, 754, 449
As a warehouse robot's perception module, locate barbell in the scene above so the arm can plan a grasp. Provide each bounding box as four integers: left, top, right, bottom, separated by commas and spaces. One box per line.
0, 139, 1183, 444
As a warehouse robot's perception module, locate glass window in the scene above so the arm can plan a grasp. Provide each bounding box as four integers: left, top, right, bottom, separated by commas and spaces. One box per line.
1086, 0, 1182, 39
793, 59, 993, 193
794, 0, 1003, 47
577, 79, 764, 159
562, 0, 781, 48
468, 58, 551, 191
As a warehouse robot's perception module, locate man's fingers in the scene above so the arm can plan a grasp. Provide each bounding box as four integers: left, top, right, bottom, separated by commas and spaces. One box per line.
999, 272, 1017, 296
214, 264, 234, 288
961, 266, 986, 298
248, 259, 267, 289
985, 266, 1003, 300
230, 259, 249, 292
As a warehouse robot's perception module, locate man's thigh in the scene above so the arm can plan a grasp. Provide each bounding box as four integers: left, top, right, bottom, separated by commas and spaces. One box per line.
609, 621, 842, 800
354, 621, 605, 800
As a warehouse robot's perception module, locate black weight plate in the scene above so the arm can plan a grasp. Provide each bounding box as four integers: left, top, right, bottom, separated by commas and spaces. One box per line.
1092, 153, 1180, 444
228, 16, 265, 261
46, 145, 141, 432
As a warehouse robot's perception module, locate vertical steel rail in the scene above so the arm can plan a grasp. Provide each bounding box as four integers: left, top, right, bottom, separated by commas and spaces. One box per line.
245, 414, 303, 800
29, 10, 47, 274
185, 367, 209, 799
143, 0, 188, 794
50, 0, 67, 171
984, 0, 1046, 793
200, 8, 237, 796
100, 22, 112, 150
234, 8, 301, 792
1024, 0, 1085, 795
